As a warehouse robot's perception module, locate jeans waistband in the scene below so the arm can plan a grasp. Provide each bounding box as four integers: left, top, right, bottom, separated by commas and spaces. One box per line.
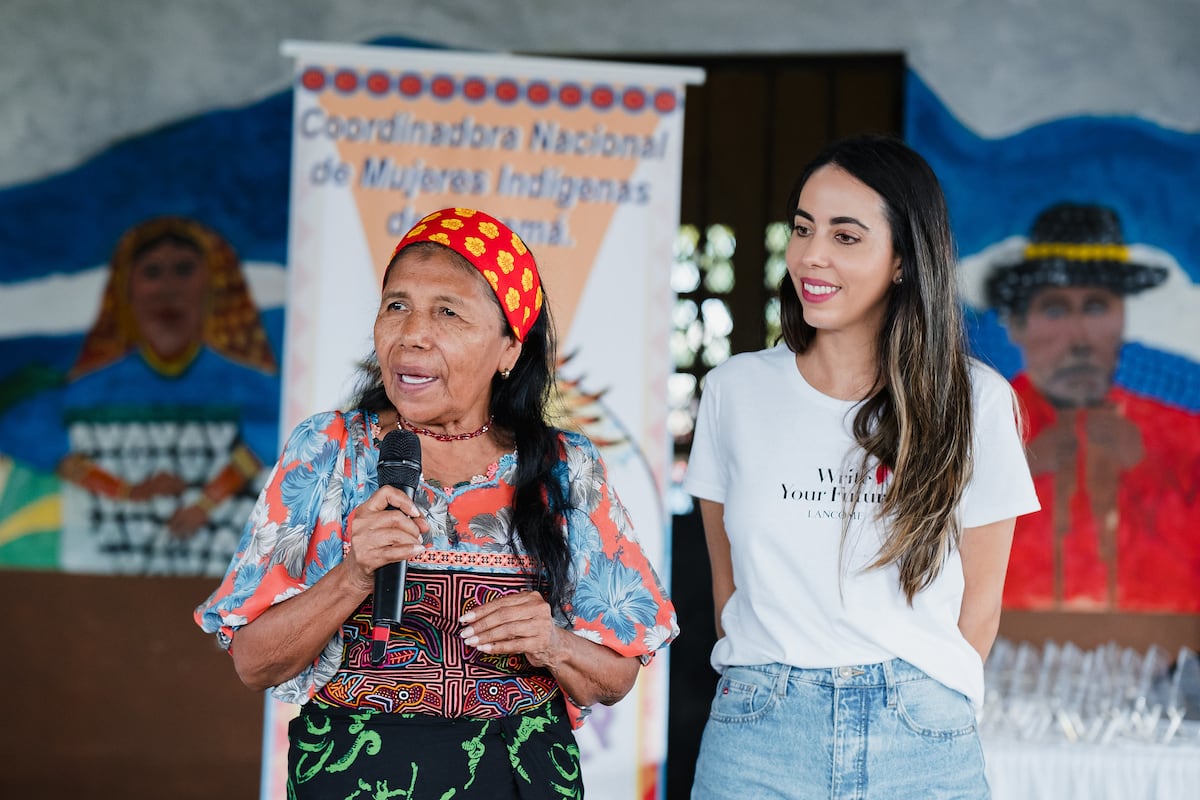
725, 659, 930, 692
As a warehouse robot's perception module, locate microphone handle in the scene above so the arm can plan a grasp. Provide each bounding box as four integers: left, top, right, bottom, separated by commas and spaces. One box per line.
373, 560, 408, 625
370, 561, 406, 666
369, 493, 418, 666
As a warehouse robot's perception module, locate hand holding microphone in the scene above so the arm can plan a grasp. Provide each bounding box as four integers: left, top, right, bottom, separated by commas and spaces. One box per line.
370, 428, 423, 666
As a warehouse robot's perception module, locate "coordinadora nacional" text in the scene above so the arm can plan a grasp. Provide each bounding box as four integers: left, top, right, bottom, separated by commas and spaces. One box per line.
299, 110, 669, 159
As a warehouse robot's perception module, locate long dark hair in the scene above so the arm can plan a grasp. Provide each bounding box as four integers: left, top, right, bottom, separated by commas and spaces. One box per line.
780, 133, 974, 603
352, 242, 572, 611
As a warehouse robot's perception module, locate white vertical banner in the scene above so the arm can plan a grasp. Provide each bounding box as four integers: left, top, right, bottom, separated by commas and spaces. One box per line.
268, 41, 703, 799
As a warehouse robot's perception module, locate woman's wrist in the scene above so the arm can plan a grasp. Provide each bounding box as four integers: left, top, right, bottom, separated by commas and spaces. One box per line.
332, 557, 375, 598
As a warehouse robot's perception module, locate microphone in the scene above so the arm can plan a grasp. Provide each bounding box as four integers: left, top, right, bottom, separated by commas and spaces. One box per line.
370, 428, 422, 666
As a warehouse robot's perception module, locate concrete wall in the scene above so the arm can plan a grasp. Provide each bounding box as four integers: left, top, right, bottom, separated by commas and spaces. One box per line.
2, 0, 1197, 187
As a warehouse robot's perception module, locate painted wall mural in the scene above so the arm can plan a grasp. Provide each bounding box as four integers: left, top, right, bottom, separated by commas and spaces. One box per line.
906, 71, 1200, 613
0, 93, 291, 574
57, 216, 278, 574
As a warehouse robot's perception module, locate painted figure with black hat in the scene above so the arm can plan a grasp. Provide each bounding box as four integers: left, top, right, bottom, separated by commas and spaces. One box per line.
987, 202, 1200, 611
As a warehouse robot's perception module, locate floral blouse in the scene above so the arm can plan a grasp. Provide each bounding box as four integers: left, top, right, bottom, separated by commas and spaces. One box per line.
194, 409, 678, 727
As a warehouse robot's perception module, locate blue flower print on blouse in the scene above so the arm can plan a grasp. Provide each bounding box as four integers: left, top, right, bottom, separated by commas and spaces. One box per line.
285, 412, 338, 463
572, 551, 660, 645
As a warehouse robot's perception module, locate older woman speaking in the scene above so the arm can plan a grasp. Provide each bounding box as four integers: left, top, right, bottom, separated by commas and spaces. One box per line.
196, 207, 678, 799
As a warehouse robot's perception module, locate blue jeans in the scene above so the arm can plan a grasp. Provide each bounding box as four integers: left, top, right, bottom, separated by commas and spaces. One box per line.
691, 660, 989, 800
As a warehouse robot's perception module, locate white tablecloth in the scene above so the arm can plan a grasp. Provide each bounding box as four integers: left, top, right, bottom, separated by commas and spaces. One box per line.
983, 723, 1200, 800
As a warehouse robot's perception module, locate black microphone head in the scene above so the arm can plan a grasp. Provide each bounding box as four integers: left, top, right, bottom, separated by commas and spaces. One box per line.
378, 428, 422, 490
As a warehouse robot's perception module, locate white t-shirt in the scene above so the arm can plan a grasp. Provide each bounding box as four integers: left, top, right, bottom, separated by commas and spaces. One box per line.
683, 344, 1039, 706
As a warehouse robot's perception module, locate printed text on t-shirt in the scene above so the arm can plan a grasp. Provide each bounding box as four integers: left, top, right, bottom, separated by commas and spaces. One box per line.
780, 466, 890, 505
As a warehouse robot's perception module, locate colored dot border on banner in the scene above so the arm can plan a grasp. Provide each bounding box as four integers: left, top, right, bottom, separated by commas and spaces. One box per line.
297, 67, 683, 114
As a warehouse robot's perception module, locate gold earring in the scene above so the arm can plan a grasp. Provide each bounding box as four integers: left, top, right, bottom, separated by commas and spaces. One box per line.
499, 368, 511, 380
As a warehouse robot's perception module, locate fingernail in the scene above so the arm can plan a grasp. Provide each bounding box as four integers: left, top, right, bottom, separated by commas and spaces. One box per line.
463, 635, 478, 646
460, 626, 475, 638
460, 612, 475, 623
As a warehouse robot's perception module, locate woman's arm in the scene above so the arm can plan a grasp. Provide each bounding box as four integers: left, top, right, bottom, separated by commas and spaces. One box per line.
699, 499, 735, 639
459, 591, 640, 707
230, 485, 428, 690
231, 561, 371, 690
957, 517, 1016, 663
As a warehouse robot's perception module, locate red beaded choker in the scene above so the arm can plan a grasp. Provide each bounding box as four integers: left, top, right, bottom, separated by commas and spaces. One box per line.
398, 415, 493, 442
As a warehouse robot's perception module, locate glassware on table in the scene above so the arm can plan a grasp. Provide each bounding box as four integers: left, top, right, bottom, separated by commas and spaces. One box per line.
1162, 647, 1198, 744
981, 638, 1200, 745
1130, 644, 1168, 740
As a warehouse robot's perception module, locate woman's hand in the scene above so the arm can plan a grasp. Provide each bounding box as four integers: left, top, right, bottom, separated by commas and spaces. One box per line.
459, 590, 563, 668
231, 484, 429, 691
342, 485, 430, 594
459, 590, 641, 707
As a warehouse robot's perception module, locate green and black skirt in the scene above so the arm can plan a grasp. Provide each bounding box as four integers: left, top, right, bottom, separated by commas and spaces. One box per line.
288, 697, 583, 800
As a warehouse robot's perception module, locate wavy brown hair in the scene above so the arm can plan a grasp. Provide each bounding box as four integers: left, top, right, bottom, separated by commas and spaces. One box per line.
779, 134, 973, 603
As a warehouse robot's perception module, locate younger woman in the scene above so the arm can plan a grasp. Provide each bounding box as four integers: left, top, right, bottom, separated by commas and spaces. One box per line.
685, 134, 1038, 799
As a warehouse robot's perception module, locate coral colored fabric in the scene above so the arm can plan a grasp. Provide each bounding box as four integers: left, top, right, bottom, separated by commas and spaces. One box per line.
195, 409, 678, 728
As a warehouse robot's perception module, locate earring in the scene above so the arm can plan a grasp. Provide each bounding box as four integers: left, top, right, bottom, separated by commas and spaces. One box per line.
499, 368, 511, 380
893, 275, 903, 285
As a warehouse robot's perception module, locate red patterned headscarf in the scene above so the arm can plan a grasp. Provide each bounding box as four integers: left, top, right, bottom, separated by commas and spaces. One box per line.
391, 208, 544, 342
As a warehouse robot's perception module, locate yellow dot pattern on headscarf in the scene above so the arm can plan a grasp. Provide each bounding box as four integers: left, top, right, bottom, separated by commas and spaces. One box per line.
464, 236, 486, 257
389, 207, 544, 342
497, 250, 515, 274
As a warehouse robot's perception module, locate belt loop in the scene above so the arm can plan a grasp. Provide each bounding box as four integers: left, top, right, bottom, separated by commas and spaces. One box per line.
882, 659, 898, 709
773, 663, 791, 697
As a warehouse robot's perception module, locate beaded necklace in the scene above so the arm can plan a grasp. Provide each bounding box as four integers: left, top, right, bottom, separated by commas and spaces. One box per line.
398, 415, 493, 442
